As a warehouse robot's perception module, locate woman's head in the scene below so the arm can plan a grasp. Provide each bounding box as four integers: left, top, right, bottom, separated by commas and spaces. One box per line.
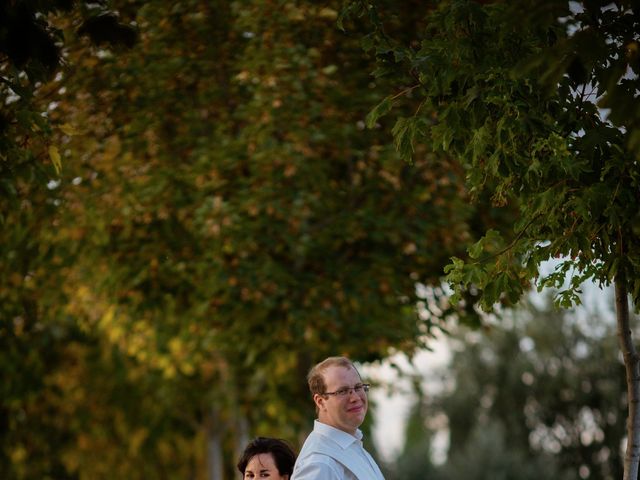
237, 437, 296, 479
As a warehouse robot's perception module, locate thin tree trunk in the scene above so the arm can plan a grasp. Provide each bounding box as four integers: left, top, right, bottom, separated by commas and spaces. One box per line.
616, 273, 640, 480
234, 414, 250, 466
207, 406, 224, 480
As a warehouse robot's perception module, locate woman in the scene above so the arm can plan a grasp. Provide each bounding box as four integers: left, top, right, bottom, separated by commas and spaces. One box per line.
237, 437, 297, 479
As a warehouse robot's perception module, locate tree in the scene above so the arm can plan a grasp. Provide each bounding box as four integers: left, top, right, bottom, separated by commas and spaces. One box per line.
394, 299, 625, 479
1, 3, 143, 477
390, 387, 445, 480
347, 1, 640, 476
2, 1, 515, 478
0, 0, 137, 206
52, 0, 477, 467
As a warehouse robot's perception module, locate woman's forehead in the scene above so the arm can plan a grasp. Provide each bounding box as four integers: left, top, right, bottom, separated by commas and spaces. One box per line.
247, 452, 277, 470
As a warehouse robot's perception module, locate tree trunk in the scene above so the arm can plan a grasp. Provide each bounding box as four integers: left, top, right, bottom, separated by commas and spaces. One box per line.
234, 413, 250, 467
616, 273, 640, 480
207, 406, 224, 480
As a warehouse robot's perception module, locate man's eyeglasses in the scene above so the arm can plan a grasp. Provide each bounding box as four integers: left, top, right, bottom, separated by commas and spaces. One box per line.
323, 383, 370, 397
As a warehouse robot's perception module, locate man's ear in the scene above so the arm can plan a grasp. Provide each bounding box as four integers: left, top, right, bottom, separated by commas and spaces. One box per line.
313, 393, 325, 412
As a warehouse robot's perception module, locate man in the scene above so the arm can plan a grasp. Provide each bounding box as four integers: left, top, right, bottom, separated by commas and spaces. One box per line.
291, 356, 385, 480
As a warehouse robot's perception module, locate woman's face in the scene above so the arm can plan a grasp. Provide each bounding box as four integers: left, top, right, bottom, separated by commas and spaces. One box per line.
243, 453, 288, 480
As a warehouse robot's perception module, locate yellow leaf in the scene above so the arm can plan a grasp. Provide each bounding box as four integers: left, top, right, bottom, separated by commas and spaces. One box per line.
100, 306, 116, 327
129, 428, 149, 455
181, 362, 195, 376
60, 123, 80, 136
10, 446, 27, 464
318, 7, 338, 19
168, 337, 182, 355
321, 64, 338, 75
49, 145, 62, 174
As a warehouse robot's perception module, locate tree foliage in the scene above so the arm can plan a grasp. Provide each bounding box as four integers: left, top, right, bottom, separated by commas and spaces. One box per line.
394, 300, 625, 480
1, 1, 511, 478
348, 0, 640, 308
0, 0, 137, 207
346, 0, 640, 476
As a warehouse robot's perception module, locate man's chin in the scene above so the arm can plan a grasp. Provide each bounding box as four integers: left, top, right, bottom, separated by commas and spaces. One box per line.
347, 407, 366, 422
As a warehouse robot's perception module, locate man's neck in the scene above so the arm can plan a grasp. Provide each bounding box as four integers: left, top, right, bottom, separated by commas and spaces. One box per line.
316, 418, 358, 437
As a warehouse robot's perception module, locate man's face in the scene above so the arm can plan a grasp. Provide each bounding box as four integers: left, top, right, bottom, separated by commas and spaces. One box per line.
314, 365, 368, 435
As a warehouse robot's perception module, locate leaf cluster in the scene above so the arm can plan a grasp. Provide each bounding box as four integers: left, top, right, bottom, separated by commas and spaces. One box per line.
0, 0, 137, 207
348, 0, 640, 311
1, 1, 512, 477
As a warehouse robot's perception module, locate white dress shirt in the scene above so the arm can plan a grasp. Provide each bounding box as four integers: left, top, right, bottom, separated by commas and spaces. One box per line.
292, 420, 385, 480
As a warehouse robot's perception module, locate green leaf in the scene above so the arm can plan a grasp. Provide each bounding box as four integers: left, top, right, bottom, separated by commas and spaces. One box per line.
365, 96, 393, 128
468, 238, 484, 259
391, 116, 421, 162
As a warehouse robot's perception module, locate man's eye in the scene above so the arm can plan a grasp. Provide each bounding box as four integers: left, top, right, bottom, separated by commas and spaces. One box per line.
337, 388, 349, 396
354, 384, 363, 392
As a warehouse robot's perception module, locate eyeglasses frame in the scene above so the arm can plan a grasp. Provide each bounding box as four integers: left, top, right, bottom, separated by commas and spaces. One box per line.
321, 383, 371, 398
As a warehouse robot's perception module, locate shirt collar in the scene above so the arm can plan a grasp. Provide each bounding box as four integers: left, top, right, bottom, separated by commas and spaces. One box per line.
314, 420, 363, 449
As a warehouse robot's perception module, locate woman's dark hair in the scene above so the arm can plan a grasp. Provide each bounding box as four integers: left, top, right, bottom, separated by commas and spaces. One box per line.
237, 437, 296, 476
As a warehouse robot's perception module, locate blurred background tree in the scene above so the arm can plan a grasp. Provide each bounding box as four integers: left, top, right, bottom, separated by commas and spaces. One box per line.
391, 298, 625, 480
2, 0, 512, 478
1, 1, 140, 478
0, 0, 137, 202
346, 0, 639, 476
3, 0, 635, 479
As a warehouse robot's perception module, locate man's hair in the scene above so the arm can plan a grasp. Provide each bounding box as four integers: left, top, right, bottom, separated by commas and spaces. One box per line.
307, 356, 358, 396
236, 437, 296, 476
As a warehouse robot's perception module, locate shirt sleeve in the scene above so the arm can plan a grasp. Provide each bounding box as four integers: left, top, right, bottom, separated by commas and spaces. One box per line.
292, 457, 343, 480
